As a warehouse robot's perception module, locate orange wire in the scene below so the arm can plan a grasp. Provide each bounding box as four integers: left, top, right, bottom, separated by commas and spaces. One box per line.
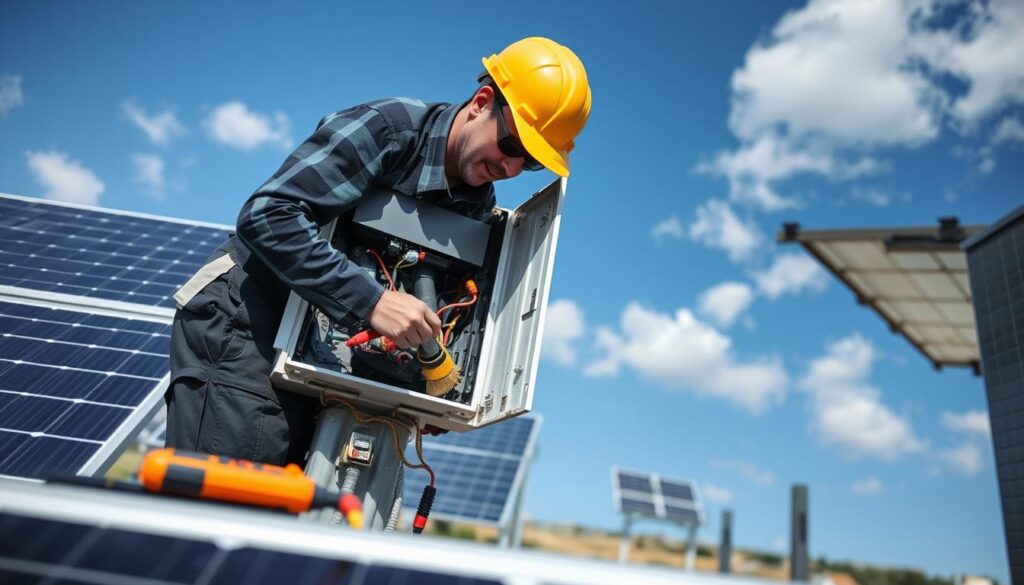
366, 249, 396, 291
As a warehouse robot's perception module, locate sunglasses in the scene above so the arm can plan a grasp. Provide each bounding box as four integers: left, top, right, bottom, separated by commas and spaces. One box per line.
493, 92, 544, 171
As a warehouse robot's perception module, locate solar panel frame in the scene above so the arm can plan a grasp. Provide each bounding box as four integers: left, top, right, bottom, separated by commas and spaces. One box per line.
402, 415, 541, 528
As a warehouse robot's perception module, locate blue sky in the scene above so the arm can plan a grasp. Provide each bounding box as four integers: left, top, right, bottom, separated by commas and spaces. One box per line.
2, 0, 1021, 581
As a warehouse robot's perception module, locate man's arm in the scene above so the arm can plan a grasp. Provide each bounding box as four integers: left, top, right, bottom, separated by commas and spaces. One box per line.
235, 105, 440, 346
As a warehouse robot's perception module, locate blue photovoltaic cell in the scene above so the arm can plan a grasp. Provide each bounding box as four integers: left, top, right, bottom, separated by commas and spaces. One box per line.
403, 416, 538, 525
0, 300, 170, 480
0, 513, 502, 585
618, 472, 653, 493
621, 498, 657, 516
664, 505, 700, 524
659, 480, 694, 502
0, 195, 232, 308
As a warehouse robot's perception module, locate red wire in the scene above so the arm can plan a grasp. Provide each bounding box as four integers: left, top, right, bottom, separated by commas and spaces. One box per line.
366, 249, 395, 291
437, 294, 477, 315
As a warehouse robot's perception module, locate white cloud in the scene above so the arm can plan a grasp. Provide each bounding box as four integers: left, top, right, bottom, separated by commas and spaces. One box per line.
918, 0, 1024, 127
710, 459, 775, 486
0, 74, 24, 116
941, 410, 991, 438
850, 476, 885, 495
702, 483, 734, 503
731, 0, 943, 146
584, 303, 788, 414
698, 282, 755, 328
992, 116, 1024, 145
701, 0, 1024, 210
799, 333, 926, 460
651, 215, 685, 241
121, 99, 185, 146
26, 150, 105, 206
753, 253, 829, 299
695, 133, 886, 211
205, 101, 292, 151
132, 154, 166, 200
541, 299, 585, 367
850, 187, 892, 207
939, 442, 985, 476
688, 200, 764, 263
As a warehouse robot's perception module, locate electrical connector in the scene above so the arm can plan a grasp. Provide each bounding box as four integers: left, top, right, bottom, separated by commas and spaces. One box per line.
342, 431, 374, 466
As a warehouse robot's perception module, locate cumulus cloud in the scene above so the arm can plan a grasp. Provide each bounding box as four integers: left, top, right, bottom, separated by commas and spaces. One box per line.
698, 282, 755, 328
205, 101, 292, 151
753, 253, 829, 299
132, 154, 166, 199
939, 442, 985, 476
541, 299, 586, 367
702, 483, 734, 503
700, 0, 1024, 209
850, 476, 885, 495
688, 200, 764, 263
651, 215, 685, 241
710, 459, 775, 486
122, 99, 185, 146
695, 133, 886, 210
799, 333, 926, 460
992, 116, 1024, 144
0, 74, 24, 116
584, 303, 787, 414
941, 410, 991, 438
26, 150, 105, 205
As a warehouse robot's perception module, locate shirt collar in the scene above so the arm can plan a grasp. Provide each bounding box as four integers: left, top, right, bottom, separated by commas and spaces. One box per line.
415, 103, 461, 195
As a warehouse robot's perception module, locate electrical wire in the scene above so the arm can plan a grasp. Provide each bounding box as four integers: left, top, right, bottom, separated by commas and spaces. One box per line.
319, 394, 435, 487
366, 249, 396, 291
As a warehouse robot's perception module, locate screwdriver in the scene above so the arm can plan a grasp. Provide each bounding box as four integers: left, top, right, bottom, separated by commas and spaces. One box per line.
138, 448, 363, 528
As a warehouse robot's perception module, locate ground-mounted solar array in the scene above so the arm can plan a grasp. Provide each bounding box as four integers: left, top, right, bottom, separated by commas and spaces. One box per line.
612, 467, 705, 527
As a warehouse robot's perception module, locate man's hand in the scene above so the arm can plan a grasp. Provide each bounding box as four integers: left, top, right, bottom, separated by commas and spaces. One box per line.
367, 290, 441, 349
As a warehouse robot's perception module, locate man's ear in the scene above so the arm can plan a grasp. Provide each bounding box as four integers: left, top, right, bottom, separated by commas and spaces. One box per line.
467, 85, 496, 120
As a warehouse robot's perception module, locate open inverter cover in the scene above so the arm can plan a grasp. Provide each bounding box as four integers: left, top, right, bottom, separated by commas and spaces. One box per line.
269, 179, 565, 431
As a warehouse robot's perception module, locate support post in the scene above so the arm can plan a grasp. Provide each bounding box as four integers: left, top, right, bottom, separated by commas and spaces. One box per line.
618, 515, 632, 564
719, 509, 732, 574
790, 484, 809, 581
684, 523, 698, 571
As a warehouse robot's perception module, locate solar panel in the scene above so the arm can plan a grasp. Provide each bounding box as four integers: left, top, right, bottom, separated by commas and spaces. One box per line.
0, 480, 704, 585
403, 415, 540, 526
0, 299, 170, 480
612, 467, 705, 526
0, 194, 232, 308
0, 193, 232, 482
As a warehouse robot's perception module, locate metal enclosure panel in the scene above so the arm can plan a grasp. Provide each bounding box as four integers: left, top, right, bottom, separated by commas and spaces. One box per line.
269, 179, 565, 431
473, 179, 565, 426
351, 188, 492, 266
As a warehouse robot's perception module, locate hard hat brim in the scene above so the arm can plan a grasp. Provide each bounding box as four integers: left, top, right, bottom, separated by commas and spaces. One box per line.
508, 106, 571, 177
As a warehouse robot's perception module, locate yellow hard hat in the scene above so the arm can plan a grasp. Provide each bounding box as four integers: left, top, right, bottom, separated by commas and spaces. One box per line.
481, 37, 592, 177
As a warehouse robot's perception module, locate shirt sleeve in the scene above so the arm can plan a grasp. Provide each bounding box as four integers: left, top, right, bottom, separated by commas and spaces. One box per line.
235, 105, 397, 323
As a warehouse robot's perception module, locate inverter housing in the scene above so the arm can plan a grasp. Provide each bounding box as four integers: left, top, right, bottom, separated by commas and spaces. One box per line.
269, 179, 565, 431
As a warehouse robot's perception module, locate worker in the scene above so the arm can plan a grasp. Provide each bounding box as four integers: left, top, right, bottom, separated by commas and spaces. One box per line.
164, 37, 592, 465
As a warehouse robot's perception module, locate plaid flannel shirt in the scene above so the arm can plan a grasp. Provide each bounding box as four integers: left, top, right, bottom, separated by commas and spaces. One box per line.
235, 98, 496, 324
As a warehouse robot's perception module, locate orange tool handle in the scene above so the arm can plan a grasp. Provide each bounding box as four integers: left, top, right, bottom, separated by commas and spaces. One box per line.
139, 448, 363, 527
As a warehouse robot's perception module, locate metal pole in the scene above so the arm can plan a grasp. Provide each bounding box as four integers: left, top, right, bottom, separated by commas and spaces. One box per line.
684, 523, 698, 571
618, 515, 632, 564
790, 484, 809, 581
719, 509, 733, 574
502, 461, 532, 548
303, 406, 410, 530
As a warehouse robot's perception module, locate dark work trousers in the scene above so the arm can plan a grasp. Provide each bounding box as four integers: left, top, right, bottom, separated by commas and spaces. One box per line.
164, 243, 318, 465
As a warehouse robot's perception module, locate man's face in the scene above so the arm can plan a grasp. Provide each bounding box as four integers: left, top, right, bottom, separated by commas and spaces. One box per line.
453, 91, 527, 187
